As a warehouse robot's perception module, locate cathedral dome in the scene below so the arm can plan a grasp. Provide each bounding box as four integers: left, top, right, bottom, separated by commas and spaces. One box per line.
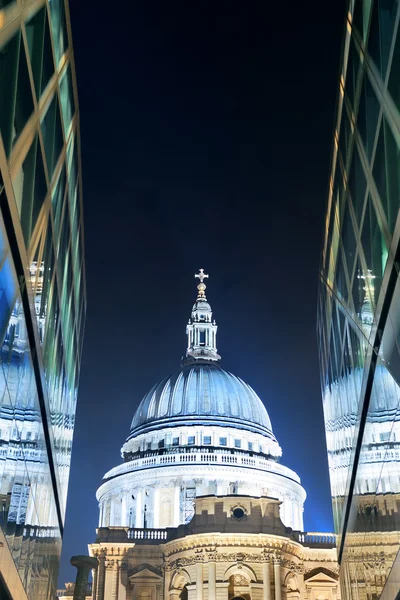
128, 362, 275, 439
97, 270, 306, 534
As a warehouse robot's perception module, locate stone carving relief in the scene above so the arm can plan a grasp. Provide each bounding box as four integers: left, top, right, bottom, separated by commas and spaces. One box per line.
231, 573, 249, 585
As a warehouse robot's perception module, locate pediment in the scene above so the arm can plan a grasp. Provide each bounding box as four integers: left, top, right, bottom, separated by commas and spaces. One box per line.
129, 567, 163, 582
304, 570, 338, 584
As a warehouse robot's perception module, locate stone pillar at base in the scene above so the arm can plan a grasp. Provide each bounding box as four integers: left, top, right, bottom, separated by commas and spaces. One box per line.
70, 555, 99, 600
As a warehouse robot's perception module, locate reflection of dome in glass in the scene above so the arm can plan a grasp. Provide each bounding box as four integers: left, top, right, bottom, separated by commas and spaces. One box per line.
129, 362, 275, 439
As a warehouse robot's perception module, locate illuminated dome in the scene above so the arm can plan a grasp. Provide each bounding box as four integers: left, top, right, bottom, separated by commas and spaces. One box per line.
129, 362, 275, 439
96, 269, 306, 533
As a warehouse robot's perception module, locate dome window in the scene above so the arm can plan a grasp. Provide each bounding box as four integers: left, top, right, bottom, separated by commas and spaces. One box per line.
158, 439, 165, 449
172, 437, 179, 446
248, 441, 253, 451
188, 436, 195, 445
234, 439, 241, 449
232, 506, 246, 520
203, 436, 211, 445
219, 437, 227, 446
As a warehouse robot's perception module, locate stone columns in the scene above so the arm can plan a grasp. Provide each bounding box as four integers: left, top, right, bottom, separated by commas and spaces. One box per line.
70, 555, 99, 600
121, 494, 127, 526
164, 565, 171, 600
196, 561, 203, 600
263, 555, 271, 600
208, 552, 216, 600
112, 561, 119, 600
136, 490, 142, 527
273, 557, 281, 600
92, 565, 98, 600
110, 496, 115, 526
154, 487, 160, 527
174, 485, 180, 525
96, 555, 106, 600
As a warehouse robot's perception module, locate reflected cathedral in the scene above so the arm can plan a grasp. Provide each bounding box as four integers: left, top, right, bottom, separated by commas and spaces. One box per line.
80, 271, 340, 600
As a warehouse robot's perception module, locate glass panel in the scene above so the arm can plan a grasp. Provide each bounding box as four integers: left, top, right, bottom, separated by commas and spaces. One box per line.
335, 245, 349, 302
13, 37, 34, 148
41, 10, 55, 95
33, 222, 55, 345
48, 0, 68, 67
342, 200, 358, 284
367, 0, 397, 78
16, 135, 47, 247
360, 194, 387, 310
345, 37, 361, 111
379, 118, 400, 235
339, 105, 352, 166
348, 144, 367, 224
357, 73, 380, 161
51, 164, 66, 240
41, 95, 64, 180
59, 66, 75, 134
25, 8, 46, 99
0, 32, 20, 157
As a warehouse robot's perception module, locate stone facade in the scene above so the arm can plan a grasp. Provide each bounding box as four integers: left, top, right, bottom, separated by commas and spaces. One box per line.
88, 496, 339, 600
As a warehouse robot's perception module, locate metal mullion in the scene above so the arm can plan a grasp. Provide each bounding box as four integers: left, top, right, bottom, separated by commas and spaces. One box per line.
0, 0, 45, 49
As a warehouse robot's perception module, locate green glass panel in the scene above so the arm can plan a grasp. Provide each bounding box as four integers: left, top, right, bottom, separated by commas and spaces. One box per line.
25, 8, 46, 98
339, 106, 352, 168
357, 74, 380, 160
348, 145, 367, 224
360, 194, 386, 306
13, 37, 34, 147
342, 200, 358, 284
48, 0, 68, 67
59, 66, 75, 134
51, 164, 66, 239
377, 118, 400, 235
367, 0, 397, 79
41, 9, 55, 95
41, 95, 64, 179
372, 120, 400, 239
0, 32, 20, 157
19, 135, 47, 247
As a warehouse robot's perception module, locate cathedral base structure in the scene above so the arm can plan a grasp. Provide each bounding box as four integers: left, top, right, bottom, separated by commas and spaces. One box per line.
88, 495, 339, 600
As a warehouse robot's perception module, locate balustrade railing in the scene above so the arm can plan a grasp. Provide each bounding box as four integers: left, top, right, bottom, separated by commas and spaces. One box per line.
103, 450, 301, 483
294, 532, 336, 547
97, 526, 335, 548
128, 528, 169, 541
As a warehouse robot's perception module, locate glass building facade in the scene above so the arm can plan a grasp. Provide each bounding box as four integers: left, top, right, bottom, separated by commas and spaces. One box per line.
318, 1, 400, 598
0, 0, 85, 598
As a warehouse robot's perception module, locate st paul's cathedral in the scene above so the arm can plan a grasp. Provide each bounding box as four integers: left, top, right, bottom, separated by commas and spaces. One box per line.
85, 271, 339, 600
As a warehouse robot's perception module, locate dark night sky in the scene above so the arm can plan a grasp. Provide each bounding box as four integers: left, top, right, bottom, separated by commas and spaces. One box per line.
59, 1, 346, 586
